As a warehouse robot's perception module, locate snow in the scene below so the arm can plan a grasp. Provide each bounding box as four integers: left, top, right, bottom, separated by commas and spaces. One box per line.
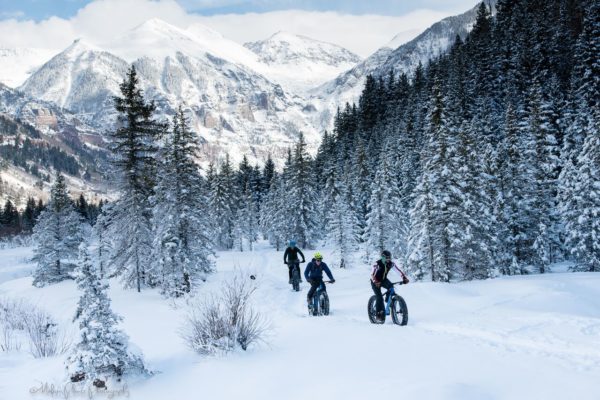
1, 242, 599, 399
0, 47, 58, 88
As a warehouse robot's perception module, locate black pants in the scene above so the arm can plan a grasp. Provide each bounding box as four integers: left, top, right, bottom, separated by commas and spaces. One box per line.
288, 262, 300, 280
371, 278, 393, 314
307, 279, 324, 302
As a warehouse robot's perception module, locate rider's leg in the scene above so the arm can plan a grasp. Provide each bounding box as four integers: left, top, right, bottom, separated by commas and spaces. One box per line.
371, 280, 385, 315
381, 279, 393, 303
288, 265, 293, 283
307, 279, 321, 304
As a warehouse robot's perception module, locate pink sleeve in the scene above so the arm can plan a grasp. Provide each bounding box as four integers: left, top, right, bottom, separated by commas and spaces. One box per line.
370, 264, 378, 281
393, 262, 406, 278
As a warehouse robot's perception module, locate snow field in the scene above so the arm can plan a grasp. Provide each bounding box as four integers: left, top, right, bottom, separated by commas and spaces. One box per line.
0, 242, 599, 399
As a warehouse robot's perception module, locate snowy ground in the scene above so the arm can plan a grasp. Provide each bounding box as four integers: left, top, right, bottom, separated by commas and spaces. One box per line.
1, 242, 599, 400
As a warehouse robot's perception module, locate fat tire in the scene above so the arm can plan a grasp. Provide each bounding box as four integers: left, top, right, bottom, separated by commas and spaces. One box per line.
292, 269, 300, 292
320, 293, 330, 316
368, 296, 384, 324
391, 295, 408, 326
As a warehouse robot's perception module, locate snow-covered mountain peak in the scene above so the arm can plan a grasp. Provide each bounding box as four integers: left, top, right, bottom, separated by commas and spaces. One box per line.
61, 39, 102, 59
107, 18, 204, 62
245, 31, 361, 67
244, 31, 361, 93
0, 47, 58, 87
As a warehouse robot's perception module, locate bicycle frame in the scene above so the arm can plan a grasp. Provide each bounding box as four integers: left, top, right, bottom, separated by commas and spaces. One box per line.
310, 280, 332, 315
381, 282, 404, 315
384, 286, 396, 315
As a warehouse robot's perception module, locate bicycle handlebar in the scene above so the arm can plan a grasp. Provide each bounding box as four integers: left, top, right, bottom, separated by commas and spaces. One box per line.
285, 260, 305, 264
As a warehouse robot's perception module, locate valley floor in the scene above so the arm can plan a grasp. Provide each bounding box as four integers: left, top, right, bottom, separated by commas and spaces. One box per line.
0, 242, 599, 400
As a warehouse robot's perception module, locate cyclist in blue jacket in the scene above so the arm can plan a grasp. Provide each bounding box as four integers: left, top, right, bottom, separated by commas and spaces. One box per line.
304, 252, 335, 308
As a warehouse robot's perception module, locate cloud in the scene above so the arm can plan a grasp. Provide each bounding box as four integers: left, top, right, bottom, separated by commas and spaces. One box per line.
193, 9, 449, 56
0, 0, 458, 57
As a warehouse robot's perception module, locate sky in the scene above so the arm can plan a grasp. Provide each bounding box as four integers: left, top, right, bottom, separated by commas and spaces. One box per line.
0, 0, 481, 57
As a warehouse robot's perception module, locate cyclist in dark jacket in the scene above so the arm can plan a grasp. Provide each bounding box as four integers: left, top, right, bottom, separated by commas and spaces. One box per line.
371, 250, 409, 321
284, 240, 305, 283
304, 252, 335, 307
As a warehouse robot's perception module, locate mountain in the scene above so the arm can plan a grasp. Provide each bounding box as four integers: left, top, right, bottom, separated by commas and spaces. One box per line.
19, 40, 129, 127
309, 2, 492, 131
0, 47, 58, 88
18, 20, 322, 167
0, 83, 110, 206
244, 31, 361, 93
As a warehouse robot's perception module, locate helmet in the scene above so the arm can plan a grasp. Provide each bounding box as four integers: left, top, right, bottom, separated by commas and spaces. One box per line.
314, 252, 323, 261
288, 240, 296, 247
381, 250, 392, 262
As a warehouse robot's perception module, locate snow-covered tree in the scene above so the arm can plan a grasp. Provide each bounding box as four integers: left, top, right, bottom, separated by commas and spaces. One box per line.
325, 170, 358, 268
106, 66, 165, 292
67, 243, 148, 385
152, 107, 215, 297
32, 173, 83, 287
287, 134, 318, 249
209, 155, 237, 250
234, 188, 259, 252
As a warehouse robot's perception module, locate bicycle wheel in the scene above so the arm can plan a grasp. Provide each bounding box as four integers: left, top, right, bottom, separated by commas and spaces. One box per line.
367, 296, 384, 324
319, 292, 330, 316
292, 268, 300, 292
390, 295, 408, 326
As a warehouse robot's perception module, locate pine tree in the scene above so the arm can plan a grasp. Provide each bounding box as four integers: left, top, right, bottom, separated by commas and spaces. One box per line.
209, 155, 237, 250
235, 188, 258, 251
106, 66, 165, 292
566, 113, 600, 272
407, 79, 455, 282
325, 170, 358, 268
528, 82, 561, 273
32, 173, 83, 287
287, 134, 317, 249
93, 204, 112, 277
262, 155, 275, 193
21, 197, 37, 233
559, 2, 600, 272
67, 243, 148, 384
260, 172, 287, 251
152, 107, 215, 297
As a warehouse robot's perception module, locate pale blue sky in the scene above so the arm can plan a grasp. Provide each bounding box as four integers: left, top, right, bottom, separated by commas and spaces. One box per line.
0, 0, 481, 56
0, 0, 479, 21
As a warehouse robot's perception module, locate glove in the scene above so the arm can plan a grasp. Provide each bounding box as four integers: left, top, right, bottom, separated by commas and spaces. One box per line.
330, 279, 335, 283
374, 281, 381, 288
403, 276, 410, 284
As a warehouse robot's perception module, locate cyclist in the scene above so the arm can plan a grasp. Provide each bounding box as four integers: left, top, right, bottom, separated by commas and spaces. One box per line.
304, 252, 335, 309
284, 240, 305, 284
371, 250, 409, 322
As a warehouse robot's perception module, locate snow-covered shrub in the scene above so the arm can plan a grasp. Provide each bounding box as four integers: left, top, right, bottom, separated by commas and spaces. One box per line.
182, 274, 270, 355
0, 297, 70, 357
0, 297, 30, 331
0, 234, 35, 249
23, 307, 71, 358
0, 325, 20, 352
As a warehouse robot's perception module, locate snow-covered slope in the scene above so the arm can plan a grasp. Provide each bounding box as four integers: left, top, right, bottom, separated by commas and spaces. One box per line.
0, 84, 111, 205
0, 243, 599, 400
18, 20, 321, 167
0, 48, 58, 88
19, 40, 129, 122
244, 31, 361, 93
309, 3, 485, 132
